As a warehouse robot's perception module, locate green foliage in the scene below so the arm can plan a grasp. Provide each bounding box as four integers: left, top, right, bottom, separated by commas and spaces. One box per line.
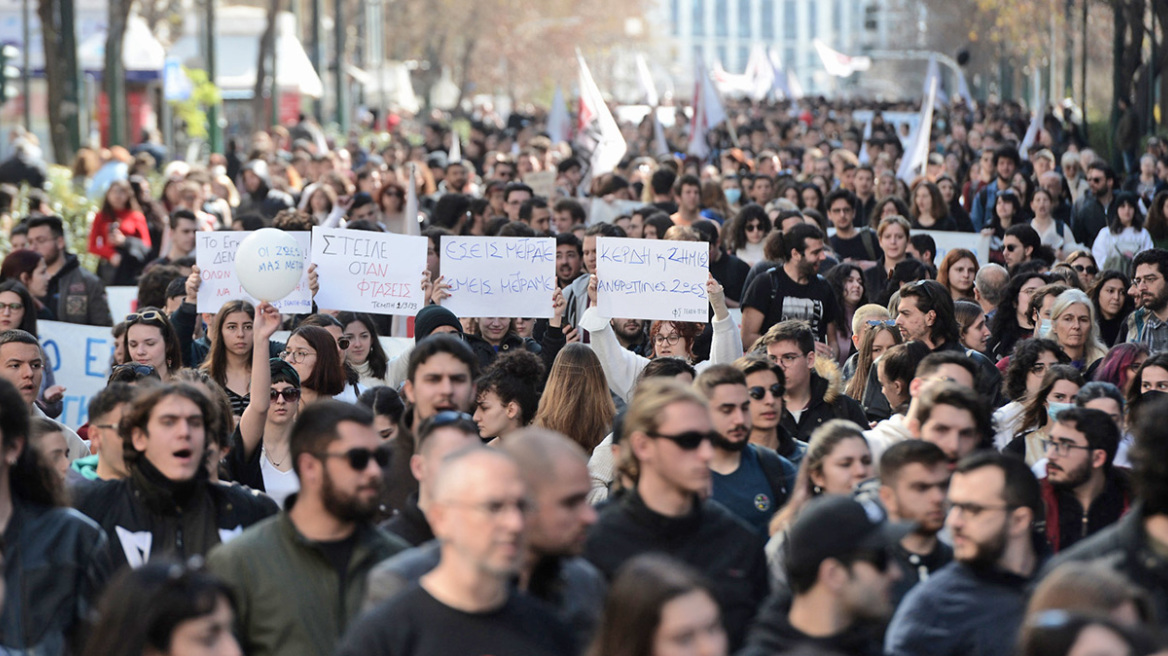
169, 67, 222, 139
0, 166, 102, 272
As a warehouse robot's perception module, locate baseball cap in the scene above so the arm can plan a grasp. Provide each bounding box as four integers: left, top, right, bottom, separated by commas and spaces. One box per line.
786, 495, 915, 575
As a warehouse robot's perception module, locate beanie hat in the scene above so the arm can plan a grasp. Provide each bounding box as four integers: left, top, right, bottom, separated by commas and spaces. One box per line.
414, 305, 463, 340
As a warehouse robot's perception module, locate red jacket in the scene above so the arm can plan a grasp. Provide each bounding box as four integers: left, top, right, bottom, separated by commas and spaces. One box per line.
88, 208, 151, 260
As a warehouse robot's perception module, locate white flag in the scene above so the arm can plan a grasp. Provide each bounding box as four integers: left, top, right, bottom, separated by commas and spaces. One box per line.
688, 58, 728, 160
923, 56, 949, 107
1019, 91, 1046, 160
404, 163, 421, 236
635, 54, 659, 107
814, 39, 871, 78
897, 76, 938, 182
448, 131, 461, 164
653, 109, 670, 157
575, 50, 627, 178
547, 85, 571, 144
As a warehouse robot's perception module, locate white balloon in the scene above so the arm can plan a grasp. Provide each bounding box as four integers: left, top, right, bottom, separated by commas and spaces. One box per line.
234, 228, 305, 302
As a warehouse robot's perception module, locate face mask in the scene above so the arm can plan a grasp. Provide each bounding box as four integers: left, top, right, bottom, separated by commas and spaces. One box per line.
1047, 401, 1075, 424
724, 188, 741, 205
1037, 319, 1052, 337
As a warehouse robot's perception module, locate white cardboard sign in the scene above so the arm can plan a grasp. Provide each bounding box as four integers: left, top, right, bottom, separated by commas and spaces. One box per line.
595, 236, 709, 322
195, 231, 312, 313
440, 236, 556, 318
311, 226, 428, 315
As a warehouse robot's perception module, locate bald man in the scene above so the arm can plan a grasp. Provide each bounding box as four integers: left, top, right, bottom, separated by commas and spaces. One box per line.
340, 448, 574, 656
364, 430, 607, 649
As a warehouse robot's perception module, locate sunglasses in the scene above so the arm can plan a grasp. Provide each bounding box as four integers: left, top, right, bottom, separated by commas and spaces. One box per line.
318, 445, 391, 471
648, 430, 718, 450
748, 384, 784, 400
269, 387, 301, 403
337, 337, 351, 351
1072, 264, 1098, 275
1004, 244, 1019, 252
111, 363, 157, 377
126, 309, 165, 324
866, 319, 897, 327
431, 410, 475, 427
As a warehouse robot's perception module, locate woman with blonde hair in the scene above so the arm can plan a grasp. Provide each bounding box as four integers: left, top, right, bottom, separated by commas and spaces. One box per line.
1048, 289, 1108, 371
764, 420, 872, 587
535, 343, 617, 455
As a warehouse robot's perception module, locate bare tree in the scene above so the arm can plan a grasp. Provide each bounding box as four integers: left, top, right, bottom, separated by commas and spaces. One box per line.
253, 0, 281, 129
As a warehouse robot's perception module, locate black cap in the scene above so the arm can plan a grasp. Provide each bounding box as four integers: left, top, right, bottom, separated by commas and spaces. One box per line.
786, 495, 915, 575
414, 304, 463, 340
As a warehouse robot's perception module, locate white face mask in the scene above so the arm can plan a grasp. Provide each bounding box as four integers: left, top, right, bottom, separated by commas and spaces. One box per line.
1037, 318, 1052, 337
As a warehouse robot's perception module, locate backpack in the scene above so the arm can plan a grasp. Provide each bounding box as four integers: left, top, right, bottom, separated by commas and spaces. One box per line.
1102, 239, 1135, 277
756, 446, 793, 508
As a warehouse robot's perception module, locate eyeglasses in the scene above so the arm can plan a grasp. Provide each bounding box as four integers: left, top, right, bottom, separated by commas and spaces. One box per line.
126, 310, 165, 324
946, 500, 1015, 518
1040, 438, 1095, 457
280, 349, 314, 364
1087, 176, 1106, 183
317, 446, 391, 471
0, 302, 23, 314
648, 430, 718, 450
269, 387, 302, 403
1132, 274, 1161, 288
748, 384, 784, 400
1030, 362, 1055, 375
771, 353, 806, 366
1072, 264, 1098, 275
654, 333, 681, 345
866, 319, 897, 327
111, 363, 157, 377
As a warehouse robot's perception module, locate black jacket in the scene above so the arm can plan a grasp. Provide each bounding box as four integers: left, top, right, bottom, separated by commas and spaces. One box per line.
0, 497, 112, 655
381, 492, 434, 546
44, 253, 113, 327
861, 339, 1005, 423
1042, 502, 1168, 624
583, 490, 768, 650
738, 591, 884, 656
885, 561, 1033, 656
73, 458, 278, 571
463, 332, 541, 370
780, 369, 870, 442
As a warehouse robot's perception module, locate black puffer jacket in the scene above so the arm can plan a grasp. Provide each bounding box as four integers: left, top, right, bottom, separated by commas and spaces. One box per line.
738, 591, 884, 656
779, 361, 869, 442
73, 458, 278, 571
0, 497, 112, 655
463, 332, 540, 370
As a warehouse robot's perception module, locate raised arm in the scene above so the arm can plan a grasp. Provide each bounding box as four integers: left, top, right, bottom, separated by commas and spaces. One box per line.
238, 302, 281, 460
708, 276, 744, 364
577, 274, 648, 401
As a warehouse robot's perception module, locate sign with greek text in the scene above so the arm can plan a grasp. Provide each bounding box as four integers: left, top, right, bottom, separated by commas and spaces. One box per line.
39, 320, 116, 430
311, 227, 428, 315
439, 236, 556, 318
595, 236, 709, 322
195, 232, 312, 313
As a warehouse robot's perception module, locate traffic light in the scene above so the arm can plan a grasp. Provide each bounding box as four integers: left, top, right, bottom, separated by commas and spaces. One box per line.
0, 45, 19, 107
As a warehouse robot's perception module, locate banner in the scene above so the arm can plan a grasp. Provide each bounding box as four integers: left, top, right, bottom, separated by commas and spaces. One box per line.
311, 227, 428, 315
595, 237, 709, 322
440, 236, 556, 319
39, 320, 116, 430
918, 230, 993, 266
107, 286, 139, 322
195, 231, 312, 314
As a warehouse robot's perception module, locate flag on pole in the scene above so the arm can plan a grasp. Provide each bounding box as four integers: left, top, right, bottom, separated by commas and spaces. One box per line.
813, 39, 872, 78
923, 56, 950, 106
546, 85, 571, 144
448, 131, 461, 164
897, 75, 938, 182
652, 109, 670, 157
404, 163, 421, 236
688, 58, 728, 160
636, 53, 659, 107
1019, 91, 1046, 160
575, 50, 627, 178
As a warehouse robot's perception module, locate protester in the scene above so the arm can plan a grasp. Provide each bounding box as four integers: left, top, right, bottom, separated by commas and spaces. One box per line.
27, 215, 113, 326
208, 400, 405, 656
73, 382, 277, 569
473, 349, 544, 442
877, 440, 953, 605
885, 452, 1046, 656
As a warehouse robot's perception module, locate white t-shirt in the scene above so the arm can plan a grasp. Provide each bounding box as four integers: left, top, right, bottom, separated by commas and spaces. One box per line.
260, 448, 300, 509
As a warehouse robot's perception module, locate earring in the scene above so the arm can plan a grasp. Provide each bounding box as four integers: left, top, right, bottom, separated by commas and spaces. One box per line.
812, 484, 822, 495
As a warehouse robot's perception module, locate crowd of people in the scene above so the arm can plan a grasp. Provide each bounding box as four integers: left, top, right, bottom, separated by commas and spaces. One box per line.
3, 91, 1168, 656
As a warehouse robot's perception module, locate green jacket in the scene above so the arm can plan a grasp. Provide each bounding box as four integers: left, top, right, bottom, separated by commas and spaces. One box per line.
207, 510, 409, 656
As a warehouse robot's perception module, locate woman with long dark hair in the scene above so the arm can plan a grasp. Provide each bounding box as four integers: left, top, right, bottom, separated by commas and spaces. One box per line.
1088, 271, 1134, 347
824, 263, 866, 363
199, 300, 255, 415
124, 307, 184, 380
724, 203, 770, 266
1005, 364, 1084, 465
474, 350, 545, 443
586, 554, 727, 656
1092, 191, 1153, 276
82, 560, 242, 656
988, 273, 1053, 361
337, 311, 392, 388
89, 179, 152, 284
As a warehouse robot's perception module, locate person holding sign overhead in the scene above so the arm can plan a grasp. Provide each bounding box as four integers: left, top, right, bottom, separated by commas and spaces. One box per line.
580, 274, 744, 402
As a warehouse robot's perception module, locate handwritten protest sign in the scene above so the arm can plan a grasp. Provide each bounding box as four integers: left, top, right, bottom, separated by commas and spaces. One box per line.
311, 226, 428, 315
595, 236, 709, 322
39, 320, 115, 430
440, 236, 556, 318
195, 232, 312, 313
